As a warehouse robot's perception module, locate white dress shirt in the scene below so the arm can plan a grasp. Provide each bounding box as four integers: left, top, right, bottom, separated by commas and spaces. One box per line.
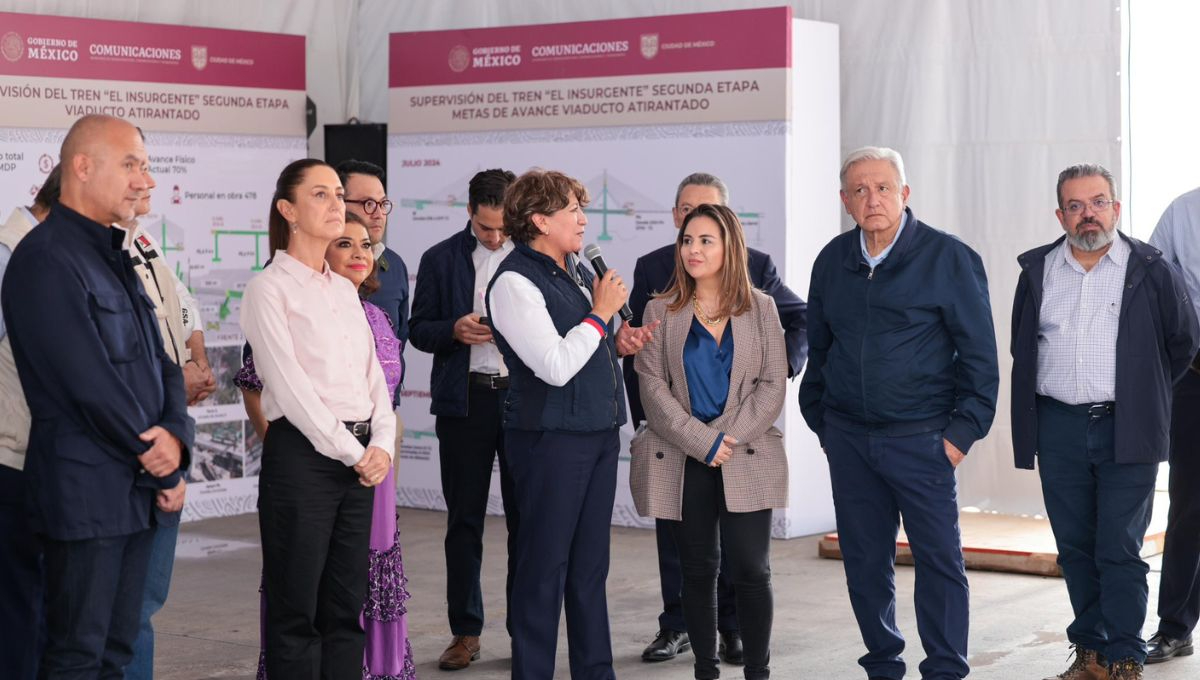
240, 250, 396, 465
470, 238, 514, 375
488, 262, 604, 388
1037, 236, 1129, 404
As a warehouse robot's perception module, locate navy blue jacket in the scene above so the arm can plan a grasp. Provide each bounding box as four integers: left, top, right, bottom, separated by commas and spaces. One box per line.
623, 243, 808, 425
1, 203, 194, 541
1010, 233, 1199, 468
487, 243, 626, 432
409, 223, 496, 417
799, 208, 999, 454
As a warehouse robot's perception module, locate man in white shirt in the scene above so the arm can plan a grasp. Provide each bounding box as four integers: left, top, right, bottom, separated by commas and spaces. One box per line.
409, 168, 519, 670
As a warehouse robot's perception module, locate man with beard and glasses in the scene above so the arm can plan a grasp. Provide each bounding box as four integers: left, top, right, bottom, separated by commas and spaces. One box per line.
1010, 164, 1198, 680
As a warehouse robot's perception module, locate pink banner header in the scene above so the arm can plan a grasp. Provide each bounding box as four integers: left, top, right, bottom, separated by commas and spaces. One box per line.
0, 12, 304, 90
389, 7, 791, 87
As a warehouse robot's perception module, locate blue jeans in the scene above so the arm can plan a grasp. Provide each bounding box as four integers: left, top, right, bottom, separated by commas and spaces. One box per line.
824, 423, 969, 680
1036, 397, 1158, 665
125, 522, 180, 680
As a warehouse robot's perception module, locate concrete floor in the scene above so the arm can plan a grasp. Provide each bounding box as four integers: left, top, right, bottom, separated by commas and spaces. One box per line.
156, 508, 1196, 679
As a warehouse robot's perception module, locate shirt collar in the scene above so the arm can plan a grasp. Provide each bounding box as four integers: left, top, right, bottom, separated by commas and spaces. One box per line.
52, 202, 124, 253
473, 235, 514, 257
17, 206, 37, 227
273, 250, 333, 286
1059, 231, 1130, 273
859, 210, 909, 268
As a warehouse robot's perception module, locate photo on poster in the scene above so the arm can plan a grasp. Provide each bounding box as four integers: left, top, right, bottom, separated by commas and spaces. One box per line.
193, 344, 246, 407
187, 420, 245, 482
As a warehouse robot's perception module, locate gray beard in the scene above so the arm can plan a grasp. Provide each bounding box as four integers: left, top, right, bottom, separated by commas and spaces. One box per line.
1067, 226, 1116, 252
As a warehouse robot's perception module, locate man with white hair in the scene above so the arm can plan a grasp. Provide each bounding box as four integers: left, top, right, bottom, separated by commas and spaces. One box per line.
800, 146, 998, 680
1010, 164, 1198, 680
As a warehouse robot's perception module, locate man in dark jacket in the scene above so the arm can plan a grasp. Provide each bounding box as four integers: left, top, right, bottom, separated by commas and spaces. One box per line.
1010, 164, 1198, 680
624, 172, 808, 665
408, 168, 517, 670
799, 147, 998, 680
1, 114, 193, 677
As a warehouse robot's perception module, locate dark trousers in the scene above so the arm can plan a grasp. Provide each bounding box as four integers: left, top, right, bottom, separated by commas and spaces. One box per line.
656, 519, 738, 633
0, 464, 43, 680
669, 458, 772, 680
824, 423, 969, 680
40, 528, 154, 679
507, 428, 619, 680
258, 418, 374, 680
435, 384, 518, 636
1157, 368, 1200, 639
1037, 397, 1158, 664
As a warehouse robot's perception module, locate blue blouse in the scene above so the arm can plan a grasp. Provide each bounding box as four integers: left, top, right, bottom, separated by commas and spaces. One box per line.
683, 316, 734, 463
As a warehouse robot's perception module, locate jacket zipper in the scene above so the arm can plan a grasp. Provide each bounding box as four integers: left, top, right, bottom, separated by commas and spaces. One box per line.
605, 335, 618, 426
860, 265, 874, 421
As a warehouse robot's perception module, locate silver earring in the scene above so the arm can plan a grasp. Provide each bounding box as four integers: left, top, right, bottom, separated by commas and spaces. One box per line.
289, 222, 298, 232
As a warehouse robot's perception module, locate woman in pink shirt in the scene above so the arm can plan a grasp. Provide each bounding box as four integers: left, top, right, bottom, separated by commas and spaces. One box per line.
240, 159, 396, 679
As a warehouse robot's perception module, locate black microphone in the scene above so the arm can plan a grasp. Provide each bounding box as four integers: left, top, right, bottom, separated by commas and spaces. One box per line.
583, 243, 633, 322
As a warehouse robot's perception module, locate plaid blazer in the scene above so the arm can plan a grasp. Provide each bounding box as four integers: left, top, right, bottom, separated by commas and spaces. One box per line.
630, 290, 789, 519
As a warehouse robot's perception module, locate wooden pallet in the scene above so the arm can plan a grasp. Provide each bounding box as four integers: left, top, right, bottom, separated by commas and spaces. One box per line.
818, 497, 1168, 577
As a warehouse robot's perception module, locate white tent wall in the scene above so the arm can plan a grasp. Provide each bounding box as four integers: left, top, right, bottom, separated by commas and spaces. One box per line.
0, 0, 361, 161
1, 0, 1123, 517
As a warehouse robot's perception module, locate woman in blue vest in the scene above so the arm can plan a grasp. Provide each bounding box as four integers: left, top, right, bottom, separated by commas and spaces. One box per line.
486, 169, 628, 680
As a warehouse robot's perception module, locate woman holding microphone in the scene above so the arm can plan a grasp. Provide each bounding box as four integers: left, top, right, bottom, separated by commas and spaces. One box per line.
240, 158, 396, 679
631, 203, 788, 680
486, 169, 649, 680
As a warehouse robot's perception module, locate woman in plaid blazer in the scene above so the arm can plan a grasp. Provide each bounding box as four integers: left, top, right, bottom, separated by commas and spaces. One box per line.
631, 203, 788, 680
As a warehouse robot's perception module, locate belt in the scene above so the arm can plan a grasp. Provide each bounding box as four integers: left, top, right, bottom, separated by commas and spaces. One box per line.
469, 372, 509, 389
1036, 395, 1115, 418
344, 420, 371, 437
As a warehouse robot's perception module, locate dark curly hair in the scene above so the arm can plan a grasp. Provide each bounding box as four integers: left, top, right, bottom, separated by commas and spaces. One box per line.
502, 169, 589, 244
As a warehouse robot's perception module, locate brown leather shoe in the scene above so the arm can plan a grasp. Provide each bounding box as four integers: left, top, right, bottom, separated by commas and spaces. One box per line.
438, 635, 481, 671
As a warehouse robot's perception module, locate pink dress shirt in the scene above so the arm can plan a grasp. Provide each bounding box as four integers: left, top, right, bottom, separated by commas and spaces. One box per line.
240, 250, 396, 466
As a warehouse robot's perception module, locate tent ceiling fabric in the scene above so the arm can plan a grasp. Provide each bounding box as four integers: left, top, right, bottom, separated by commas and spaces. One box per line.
3, 0, 1120, 516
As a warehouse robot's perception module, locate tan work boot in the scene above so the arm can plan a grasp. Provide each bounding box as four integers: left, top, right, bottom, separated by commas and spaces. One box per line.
1107, 658, 1143, 680
438, 635, 481, 671
1044, 645, 1109, 680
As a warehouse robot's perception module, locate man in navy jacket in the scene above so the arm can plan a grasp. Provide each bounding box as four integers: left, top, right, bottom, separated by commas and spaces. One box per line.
1010, 164, 1198, 680
409, 169, 518, 670
799, 147, 998, 680
624, 172, 808, 665
1, 115, 193, 677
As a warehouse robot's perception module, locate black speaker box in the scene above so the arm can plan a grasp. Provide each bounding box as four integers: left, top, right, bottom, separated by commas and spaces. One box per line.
324, 123, 387, 176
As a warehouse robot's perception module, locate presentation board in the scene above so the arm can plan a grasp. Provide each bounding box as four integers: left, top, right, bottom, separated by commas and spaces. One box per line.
388, 7, 840, 538
0, 12, 307, 521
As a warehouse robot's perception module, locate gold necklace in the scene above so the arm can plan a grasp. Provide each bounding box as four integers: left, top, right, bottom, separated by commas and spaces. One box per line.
692, 294, 725, 325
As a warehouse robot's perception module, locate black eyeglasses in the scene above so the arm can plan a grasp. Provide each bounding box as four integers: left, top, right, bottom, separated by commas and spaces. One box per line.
345, 198, 394, 216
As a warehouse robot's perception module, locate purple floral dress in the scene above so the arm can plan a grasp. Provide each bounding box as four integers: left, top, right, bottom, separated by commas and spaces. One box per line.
238, 301, 415, 680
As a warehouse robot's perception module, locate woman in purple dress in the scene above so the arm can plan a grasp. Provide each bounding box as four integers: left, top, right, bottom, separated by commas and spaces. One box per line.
236, 212, 415, 680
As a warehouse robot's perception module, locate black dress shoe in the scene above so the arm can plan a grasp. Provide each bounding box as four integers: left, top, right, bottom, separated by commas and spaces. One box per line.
718, 630, 744, 665
642, 629, 690, 662
1146, 631, 1193, 664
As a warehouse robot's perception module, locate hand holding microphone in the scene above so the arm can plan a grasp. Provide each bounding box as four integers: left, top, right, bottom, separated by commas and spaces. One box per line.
590, 270, 629, 322
583, 243, 633, 322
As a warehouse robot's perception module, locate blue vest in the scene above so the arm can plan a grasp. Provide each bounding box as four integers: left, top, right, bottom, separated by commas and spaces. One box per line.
487, 243, 626, 433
